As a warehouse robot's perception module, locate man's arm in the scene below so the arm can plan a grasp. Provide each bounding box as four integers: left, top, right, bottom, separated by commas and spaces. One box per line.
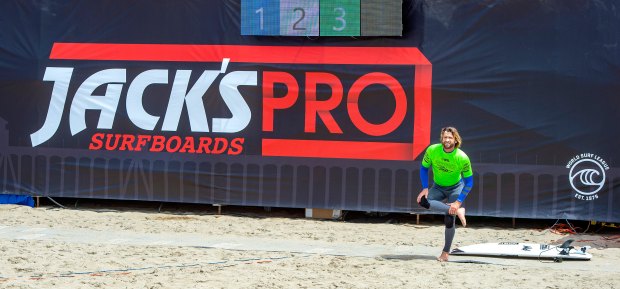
417, 165, 430, 204
448, 175, 473, 214
456, 175, 473, 203
457, 155, 474, 203
420, 165, 429, 189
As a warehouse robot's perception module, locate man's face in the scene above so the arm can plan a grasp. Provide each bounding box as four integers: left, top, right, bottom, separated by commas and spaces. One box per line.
442, 131, 455, 150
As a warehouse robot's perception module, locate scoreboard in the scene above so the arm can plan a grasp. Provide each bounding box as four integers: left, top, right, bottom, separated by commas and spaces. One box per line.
241, 0, 402, 37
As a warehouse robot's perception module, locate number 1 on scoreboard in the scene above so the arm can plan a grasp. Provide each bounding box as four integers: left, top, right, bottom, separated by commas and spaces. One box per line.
241, 0, 280, 35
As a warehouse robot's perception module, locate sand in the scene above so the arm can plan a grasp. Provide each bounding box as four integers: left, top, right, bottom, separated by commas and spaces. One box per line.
0, 202, 618, 289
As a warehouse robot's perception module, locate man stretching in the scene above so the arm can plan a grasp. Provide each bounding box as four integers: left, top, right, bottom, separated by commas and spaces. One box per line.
417, 126, 473, 261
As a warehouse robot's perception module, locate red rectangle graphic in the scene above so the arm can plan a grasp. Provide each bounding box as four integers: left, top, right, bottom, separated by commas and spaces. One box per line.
50, 43, 431, 160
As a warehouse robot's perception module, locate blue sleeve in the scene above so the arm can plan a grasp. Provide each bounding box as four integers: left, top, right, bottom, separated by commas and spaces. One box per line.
457, 175, 474, 203
420, 165, 429, 189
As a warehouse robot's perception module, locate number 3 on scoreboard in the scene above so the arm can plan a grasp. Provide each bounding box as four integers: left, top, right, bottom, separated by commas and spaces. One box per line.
319, 1, 360, 36
333, 7, 346, 31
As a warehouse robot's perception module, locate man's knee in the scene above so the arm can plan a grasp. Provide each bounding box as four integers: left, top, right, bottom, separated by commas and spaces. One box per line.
419, 196, 430, 209
444, 214, 455, 228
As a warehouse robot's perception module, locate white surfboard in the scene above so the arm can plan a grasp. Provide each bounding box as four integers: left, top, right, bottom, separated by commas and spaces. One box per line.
451, 240, 591, 260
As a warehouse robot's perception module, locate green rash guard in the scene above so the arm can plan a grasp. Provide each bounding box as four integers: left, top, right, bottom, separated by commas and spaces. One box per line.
422, 143, 473, 187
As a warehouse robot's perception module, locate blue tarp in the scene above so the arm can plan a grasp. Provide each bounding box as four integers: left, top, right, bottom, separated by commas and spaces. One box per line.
0, 194, 34, 207
0, 0, 618, 221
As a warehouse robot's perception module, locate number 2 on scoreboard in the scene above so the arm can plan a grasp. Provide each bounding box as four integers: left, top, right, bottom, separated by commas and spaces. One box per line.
280, 1, 319, 36
292, 8, 306, 30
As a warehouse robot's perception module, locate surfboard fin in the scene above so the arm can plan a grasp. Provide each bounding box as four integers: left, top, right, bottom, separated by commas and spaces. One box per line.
558, 239, 576, 256
579, 246, 591, 254
451, 248, 464, 254
558, 239, 574, 249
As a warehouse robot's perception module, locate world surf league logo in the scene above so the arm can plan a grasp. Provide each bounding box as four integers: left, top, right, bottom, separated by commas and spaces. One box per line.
566, 153, 609, 201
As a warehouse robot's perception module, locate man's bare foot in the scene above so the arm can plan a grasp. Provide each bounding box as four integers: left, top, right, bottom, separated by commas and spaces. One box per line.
437, 251, 450, 262
457, 207, 466, 227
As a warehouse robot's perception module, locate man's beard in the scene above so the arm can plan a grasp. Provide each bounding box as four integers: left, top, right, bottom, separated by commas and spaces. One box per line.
443, 142, 454, 150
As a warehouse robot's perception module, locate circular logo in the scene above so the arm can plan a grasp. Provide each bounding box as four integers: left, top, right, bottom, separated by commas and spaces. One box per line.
568, 158, 606, 196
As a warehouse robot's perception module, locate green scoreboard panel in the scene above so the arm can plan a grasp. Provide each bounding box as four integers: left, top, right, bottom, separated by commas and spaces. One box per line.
241, 0, 401, 37
320, 0, 360, 36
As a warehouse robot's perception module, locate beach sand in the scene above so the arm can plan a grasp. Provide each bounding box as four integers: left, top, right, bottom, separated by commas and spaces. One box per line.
0, 201, 618, 289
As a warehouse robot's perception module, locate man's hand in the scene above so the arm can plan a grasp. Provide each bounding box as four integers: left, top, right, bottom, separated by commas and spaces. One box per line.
448, 201, 461, 215
417, 188, 429, 204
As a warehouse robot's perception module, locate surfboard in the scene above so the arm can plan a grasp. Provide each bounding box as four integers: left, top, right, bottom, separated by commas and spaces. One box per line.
450, 240, 592, 260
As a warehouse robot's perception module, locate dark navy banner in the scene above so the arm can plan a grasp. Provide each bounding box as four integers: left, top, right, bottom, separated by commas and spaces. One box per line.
0, 0, 618, 222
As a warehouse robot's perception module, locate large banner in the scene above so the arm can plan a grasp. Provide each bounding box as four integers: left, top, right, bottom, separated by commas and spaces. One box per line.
0, 0, 618, 222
